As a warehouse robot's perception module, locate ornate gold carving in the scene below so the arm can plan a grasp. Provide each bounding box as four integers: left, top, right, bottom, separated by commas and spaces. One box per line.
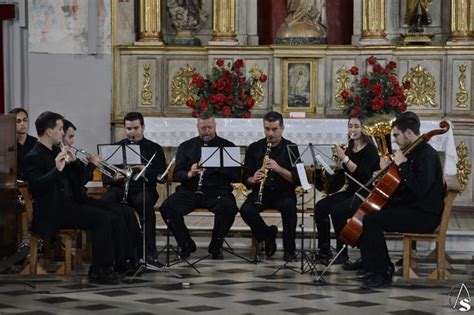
456, 142, 471, 193
402, 64, 438, 107
212, 0, 237, 41
456, 64, 469, 108
170, 64, 198, 106
141, 64, 153, 105
362, 0, 386, 39
249, 64, 265, 108
139, 0, 163, 42
334, 66, 351, 108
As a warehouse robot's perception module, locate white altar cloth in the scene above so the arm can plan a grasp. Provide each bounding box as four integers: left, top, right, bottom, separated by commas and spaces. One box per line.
144, 118, 457, 175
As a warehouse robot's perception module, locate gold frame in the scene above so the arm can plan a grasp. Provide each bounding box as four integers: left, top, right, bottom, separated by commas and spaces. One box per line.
282, 59, 317, 113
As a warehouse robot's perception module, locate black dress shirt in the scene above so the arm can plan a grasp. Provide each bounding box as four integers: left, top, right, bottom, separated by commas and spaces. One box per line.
17, 134, 37, 181
243, 138, 300, 197
173, 135, 240, 193
106, 138, 166, 193
344, 143, 380, 194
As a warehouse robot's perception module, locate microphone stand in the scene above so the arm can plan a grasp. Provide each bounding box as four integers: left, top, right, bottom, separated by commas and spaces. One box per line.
129, 152, 180, 282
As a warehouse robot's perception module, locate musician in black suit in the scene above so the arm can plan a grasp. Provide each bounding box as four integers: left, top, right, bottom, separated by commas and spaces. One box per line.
102, 112, 166, 265
25, 112, 119, 284
9, 108, 37, 181
358, 112, 445, 289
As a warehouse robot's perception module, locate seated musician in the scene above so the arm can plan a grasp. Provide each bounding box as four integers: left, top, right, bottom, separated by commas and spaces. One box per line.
240, 111, 300, 262
101, 112, 167, 266
159, 112, 240, 259
62, 119, 140, 276
358, 111, 445, 289
314, 114, 379, 266
25, 112, 119, 284
9, 108, 37, 181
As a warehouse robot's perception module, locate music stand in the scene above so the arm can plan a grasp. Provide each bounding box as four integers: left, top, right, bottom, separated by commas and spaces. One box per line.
190, 146, 256, 266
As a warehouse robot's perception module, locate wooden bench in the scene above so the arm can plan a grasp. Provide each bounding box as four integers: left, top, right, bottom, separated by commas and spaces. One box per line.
402, 176, 461, 280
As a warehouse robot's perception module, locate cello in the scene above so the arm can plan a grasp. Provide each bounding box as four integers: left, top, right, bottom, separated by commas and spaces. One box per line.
339, 121, 450, 247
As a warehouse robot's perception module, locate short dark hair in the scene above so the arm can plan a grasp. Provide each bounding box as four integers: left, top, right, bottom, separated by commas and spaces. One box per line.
198, 111, 215, 121
124, 112, 144, 126
392, 111, 420, 135
35, 111, 64, 136
62, 119, 76, 132
9, 108, 28, 116
263, 111, 284, 127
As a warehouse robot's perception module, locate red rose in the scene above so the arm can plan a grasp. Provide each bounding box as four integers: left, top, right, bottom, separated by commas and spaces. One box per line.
351, 107, 361, 117
388, 96, 399, 107
341, 91, 349, 100
367, 55, 377, 65
350, 66, 359, 75
403, 81, 411, 89
360, 77, 370, 87
223, 70, 231, 80
398, 93, 406, 102
216, 59, 225, 67
208, 94, 216, 104
222, 106, 232, 116
399, 103, 407, 112
243, 111, 251, 118
371, 96, 384, 111
192, 111, 199, 118
387, 61, 397, 70
389, 75, 397, 83
259, 74, 267, 82
373, 64, 383, 74
216, 80, 226, 91
186, 99, 195, 108
234, 59, 245, 69
225, 96, 234, 104
246, 98, 255, 109
200, 99, 208, 111
224, 81, 233, 93
216, 93, 225, 105
371, 83, 383, 95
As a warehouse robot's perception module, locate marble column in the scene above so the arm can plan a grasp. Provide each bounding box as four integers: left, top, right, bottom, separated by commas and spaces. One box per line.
138, 0, 164, 44
449, 0, 474, 42
209, 0, 238, 45
360, 0, 388, 44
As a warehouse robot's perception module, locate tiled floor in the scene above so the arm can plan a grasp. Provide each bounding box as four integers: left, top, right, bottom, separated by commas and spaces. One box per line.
1, 243, 473, 314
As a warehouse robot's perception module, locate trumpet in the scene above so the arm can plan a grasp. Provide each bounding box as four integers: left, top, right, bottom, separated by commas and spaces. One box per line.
71, 146, 133, 179
255, 141, 272, 207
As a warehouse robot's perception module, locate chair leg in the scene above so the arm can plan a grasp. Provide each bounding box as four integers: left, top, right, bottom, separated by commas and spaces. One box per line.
402, 237, 410, 278
56, 233, 73, 275
20, 234, 47, 276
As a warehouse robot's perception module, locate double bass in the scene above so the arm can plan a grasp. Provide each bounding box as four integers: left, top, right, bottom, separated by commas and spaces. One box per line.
339, 121, 450, 247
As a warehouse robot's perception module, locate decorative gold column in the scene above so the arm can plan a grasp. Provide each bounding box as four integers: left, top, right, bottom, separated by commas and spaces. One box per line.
449, 0, 474, 41
361, 0, 387, 41
138, 0, 163, 43
210, 0, 237, 44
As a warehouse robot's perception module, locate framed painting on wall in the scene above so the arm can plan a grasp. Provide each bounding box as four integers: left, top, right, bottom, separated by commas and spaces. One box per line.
282, 59, 317, 112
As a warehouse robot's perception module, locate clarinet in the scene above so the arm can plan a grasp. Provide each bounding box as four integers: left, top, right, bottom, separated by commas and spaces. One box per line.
195, 137, 210, 197
255, 141, 272, 206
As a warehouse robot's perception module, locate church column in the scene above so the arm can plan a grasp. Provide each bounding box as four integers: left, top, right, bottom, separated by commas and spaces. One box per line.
449, 0, 474, 42
138, 0, 164, 44
360, 0, 388, 44
209, 0, 238, 45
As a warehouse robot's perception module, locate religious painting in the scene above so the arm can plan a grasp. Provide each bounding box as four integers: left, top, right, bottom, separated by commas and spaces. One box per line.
283, 59, 316, 112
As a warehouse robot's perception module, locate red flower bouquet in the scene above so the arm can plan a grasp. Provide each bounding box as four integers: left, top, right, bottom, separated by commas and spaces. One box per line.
343, 56, 410, 117
186, 59, 267, 118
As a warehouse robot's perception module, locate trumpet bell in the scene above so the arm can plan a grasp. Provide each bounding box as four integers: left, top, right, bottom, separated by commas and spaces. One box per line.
362, 115, 395, 157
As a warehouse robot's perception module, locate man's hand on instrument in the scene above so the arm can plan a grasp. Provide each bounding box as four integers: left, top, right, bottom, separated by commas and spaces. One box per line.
250, 169, 265, 185
114, 173, 125, 182
87, 153, 101, 166
379, 156, 391, 169
265, 159, 281, 173
55, 152, 67, 171
132, 165, 145, 171
187, 162, 201, 178
392, 150, 407, 166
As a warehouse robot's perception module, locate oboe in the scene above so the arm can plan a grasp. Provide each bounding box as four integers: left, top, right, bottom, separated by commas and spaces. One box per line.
195, 137, 210, 197
255, 141, 272, 206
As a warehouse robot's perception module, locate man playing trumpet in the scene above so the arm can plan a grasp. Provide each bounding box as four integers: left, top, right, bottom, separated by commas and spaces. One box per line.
240, 111, 300, 262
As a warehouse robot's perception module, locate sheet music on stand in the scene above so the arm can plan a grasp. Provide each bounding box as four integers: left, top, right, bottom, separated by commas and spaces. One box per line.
201, 146, 242, 168
97, 144, 142, 165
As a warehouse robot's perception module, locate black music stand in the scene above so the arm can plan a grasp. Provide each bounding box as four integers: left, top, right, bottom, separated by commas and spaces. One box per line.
190, 146, 255, 266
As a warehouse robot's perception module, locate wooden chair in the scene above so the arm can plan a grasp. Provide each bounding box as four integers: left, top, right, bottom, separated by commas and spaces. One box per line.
18, 184, 80, 276
402, 176, 461, 279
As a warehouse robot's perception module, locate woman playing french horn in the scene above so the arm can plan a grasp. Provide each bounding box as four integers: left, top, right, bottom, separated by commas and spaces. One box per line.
313, 113, 380, 267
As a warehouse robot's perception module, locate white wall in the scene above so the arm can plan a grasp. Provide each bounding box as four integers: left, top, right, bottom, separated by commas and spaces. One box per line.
28, 53, 112, 153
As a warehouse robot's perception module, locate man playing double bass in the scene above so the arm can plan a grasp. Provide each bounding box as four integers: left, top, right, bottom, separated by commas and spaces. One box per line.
357, 112, 445, 289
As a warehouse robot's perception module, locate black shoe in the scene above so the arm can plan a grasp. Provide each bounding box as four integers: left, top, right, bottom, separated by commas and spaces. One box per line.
357, 271, 375, 281
355, 267, 367, 276
283, 252, 298, 262
179, 239, 197, 259
333, 253, 349, 265
314, 248, 332, 260
114, 261, 141, 276
360, 272, 392, 289
88, 266, 120, 285
264, 226, 278, 257
146, 255, 164, 268
342, 258, 362, 271
211, 249, 224, 260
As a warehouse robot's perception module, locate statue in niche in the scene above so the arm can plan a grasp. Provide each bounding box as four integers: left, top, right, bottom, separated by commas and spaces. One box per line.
405, 0, 432, 33
275, 0, 327, 45
167, 0, 208, 45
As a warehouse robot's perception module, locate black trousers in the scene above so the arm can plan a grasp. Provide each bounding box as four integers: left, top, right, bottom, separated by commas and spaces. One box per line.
159, 189, 238, 252
60, 202, 115, 267
102, 186, 159, 257
359, 206, 441, 273
314, 190, 361, 252
240, 193, 297, 254
82, 198, 139, 264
